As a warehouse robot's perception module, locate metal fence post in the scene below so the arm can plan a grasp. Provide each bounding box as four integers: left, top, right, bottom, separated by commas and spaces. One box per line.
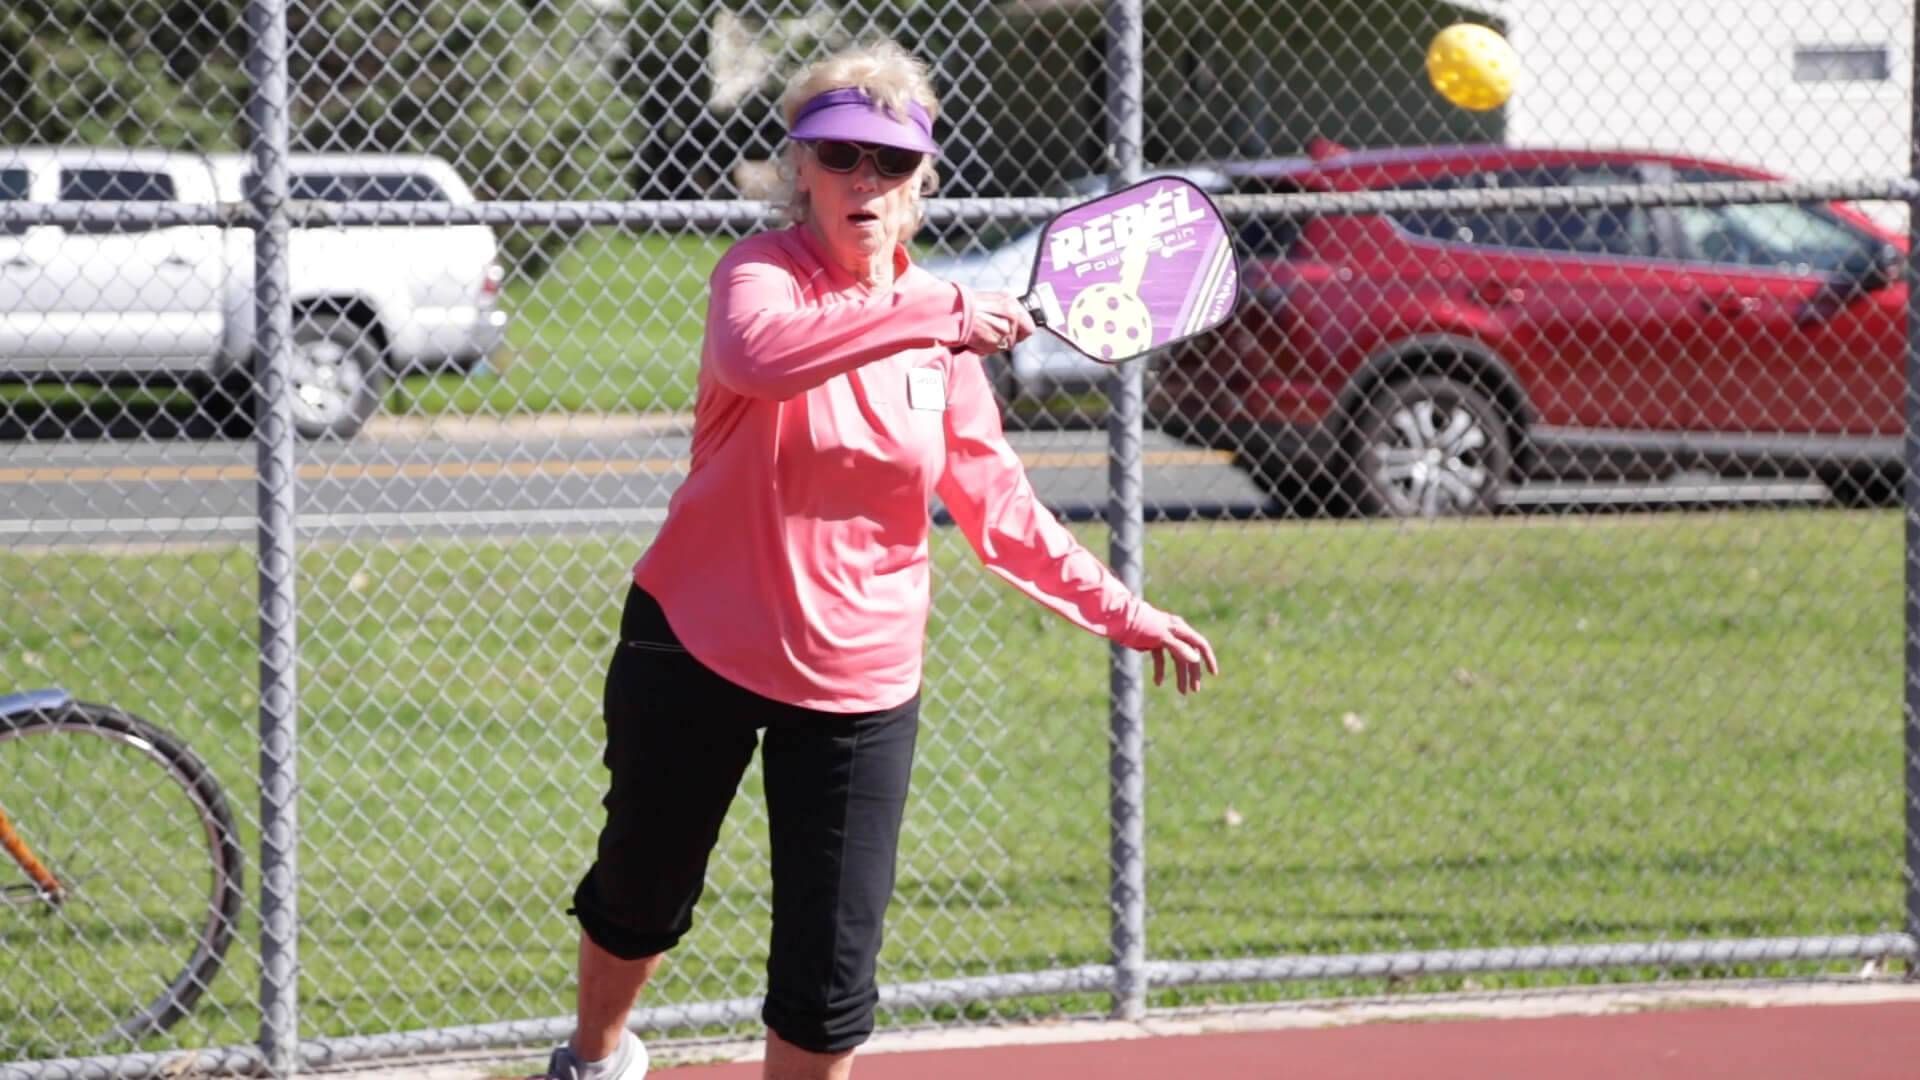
1104, 0, 1148, 1023
1904, 0, 1920, 976
246, 0, 299, 1070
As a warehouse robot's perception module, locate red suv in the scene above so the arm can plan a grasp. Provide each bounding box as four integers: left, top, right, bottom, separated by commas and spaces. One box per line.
1148, 143, 1908, 516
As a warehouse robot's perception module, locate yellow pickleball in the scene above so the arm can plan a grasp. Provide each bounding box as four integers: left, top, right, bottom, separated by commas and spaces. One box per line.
1427, 23, 1517, 112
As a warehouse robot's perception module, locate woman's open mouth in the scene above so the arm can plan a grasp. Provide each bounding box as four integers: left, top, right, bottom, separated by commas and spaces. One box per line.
847, 211, 881, 226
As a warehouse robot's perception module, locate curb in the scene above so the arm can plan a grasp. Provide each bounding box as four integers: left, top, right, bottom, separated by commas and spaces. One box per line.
304, 978, 1920, 1077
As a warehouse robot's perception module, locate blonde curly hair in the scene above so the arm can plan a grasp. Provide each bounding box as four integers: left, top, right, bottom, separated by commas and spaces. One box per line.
776, 39, 941, 227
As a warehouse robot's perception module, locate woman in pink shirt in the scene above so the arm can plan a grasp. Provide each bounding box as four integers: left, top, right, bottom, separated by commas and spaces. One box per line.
538, 40, 1218, 1080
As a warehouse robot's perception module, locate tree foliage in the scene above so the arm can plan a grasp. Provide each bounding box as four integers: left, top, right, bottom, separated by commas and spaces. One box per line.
0, 0, 633, 271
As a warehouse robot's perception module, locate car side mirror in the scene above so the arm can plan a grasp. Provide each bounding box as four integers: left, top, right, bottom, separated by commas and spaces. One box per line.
1875, 243, 1904, 288
1836, 243, 1902, 295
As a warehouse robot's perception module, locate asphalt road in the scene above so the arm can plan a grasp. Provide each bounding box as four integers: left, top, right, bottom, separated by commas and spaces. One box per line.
0, 420, 1275, 548
0, 416, 1833, 550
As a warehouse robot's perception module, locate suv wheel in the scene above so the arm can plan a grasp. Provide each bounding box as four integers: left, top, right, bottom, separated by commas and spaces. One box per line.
1234, 431, 1351, 518
1350, 375, 1511, 518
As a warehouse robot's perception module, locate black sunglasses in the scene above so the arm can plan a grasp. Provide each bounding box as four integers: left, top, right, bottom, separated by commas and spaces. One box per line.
810, 140, 925, 179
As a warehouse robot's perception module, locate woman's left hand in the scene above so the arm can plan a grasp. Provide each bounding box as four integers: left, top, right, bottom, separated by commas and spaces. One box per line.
1149, 614, 1219, 695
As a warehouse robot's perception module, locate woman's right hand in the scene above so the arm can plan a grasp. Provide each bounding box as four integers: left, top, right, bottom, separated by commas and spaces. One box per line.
964, 291, 1038, 355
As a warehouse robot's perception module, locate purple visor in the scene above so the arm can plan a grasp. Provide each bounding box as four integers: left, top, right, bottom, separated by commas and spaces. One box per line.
789, 87, 939, 156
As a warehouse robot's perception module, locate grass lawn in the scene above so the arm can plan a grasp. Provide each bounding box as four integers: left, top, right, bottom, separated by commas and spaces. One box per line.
0, 229, 1106, 428
0, 230, 732, 425
389, 224, 1108, 424
1, 511, 1902, 1059
390, 230, 729, 418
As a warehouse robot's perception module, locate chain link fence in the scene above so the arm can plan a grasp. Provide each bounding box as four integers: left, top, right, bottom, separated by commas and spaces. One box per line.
2, 0, 1917, 1075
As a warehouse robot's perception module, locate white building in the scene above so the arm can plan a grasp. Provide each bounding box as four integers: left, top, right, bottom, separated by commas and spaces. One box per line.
1480, 0, 1912, 225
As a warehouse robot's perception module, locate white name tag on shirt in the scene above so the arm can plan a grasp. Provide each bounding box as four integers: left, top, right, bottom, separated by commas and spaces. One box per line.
906, 366, 946, 412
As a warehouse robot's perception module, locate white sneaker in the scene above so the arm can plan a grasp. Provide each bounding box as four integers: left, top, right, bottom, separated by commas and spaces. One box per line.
539, 1032, 648, 1079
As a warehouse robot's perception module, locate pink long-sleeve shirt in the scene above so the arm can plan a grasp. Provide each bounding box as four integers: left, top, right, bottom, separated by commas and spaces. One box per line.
632, 225, 1171, 712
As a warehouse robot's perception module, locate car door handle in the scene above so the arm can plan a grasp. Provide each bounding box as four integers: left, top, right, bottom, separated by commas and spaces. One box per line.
1473, 280, 1524, 305
159, 254, 195, 269
3, 254, 34, 269
1697, 291, 1758, 317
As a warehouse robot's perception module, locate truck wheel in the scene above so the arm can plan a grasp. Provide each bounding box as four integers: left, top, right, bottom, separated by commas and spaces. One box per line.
192, 314, 386, 440
289, 313, 386, 440
1820, 462, 1904, 508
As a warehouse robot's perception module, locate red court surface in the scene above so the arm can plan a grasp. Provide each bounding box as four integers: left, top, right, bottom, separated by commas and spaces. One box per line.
652, 1000, 1920, 1079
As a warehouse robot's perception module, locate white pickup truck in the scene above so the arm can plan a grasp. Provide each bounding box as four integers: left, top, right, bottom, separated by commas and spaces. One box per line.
0, 147, 508, 439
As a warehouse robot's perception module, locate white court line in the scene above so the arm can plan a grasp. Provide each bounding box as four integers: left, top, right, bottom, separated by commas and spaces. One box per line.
1497, 480, 1829, 506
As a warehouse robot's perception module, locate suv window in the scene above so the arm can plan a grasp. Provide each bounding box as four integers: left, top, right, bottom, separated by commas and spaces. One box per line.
1393, 166, 1654, 258
58, 167, 176, 234
1668, 168, 1874, 273
1238, 218, 1299, 258
0, 168, 27, 236
1513, 167, 1654, 257
290, 172, 447, 202
1391, 173, 1507, 247
1226, 177, 1303, 259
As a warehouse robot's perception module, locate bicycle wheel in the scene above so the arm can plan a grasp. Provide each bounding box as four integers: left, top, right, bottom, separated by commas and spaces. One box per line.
0, 699, 244, 1050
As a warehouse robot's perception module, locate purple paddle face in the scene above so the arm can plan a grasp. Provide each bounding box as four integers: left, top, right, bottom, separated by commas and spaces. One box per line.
1025, 177, 1240, 365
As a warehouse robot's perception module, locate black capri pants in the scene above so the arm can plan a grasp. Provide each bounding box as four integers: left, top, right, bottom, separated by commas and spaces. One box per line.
569, 585, 919, 1054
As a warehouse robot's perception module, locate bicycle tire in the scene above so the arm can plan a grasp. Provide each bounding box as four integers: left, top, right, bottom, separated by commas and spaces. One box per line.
0, 700, 244, 1044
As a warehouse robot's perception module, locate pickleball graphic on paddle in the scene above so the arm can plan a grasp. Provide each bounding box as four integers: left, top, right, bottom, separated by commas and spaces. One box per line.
1065, 233, 1155, 360
1020, 177, 1240, 365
